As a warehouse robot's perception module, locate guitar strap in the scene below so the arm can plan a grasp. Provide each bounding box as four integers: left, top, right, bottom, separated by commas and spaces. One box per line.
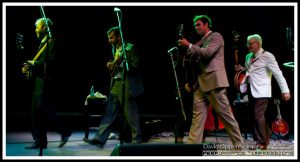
33, 42, 48, 61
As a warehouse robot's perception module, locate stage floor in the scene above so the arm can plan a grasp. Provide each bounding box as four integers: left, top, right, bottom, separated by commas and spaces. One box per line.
4, 130, 295, 159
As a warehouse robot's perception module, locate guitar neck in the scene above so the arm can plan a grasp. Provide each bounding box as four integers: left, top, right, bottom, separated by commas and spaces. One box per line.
275, 99, 282, 119
234, 49, 239, 65
276, 105, 282, 119
232, 31, 239, 65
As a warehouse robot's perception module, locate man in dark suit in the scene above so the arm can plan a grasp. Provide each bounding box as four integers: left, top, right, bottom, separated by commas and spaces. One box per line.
84, 26, 144, 148
22, 17, 72, 149
178, 15, 243, 148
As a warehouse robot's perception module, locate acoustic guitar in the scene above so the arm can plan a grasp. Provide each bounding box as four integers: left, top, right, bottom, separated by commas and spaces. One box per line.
16, 33, 32, 80
22, 42, 47, 80
108, 45, 128, 78
19, 33, 49, 81
16, 33, 24, 52
181, 24, 199, 92
108, 55, 121, 78
272, 99, 289, 136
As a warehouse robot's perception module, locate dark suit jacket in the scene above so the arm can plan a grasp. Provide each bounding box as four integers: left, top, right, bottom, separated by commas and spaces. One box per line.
31, 37, 58, 109
111, 43, 144, 98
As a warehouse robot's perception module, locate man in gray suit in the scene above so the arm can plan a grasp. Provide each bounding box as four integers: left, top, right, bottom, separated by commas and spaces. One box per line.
236, 34, 291, 150
178, 15, 243, 148
84, 26, 144, 148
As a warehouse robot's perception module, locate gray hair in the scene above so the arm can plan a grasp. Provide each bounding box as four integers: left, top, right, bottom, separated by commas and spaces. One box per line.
35, 18, 53, 27
247, 34, 262, 47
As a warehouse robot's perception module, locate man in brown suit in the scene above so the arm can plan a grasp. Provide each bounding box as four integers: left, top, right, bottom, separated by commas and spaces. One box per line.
178, 15, 243, 148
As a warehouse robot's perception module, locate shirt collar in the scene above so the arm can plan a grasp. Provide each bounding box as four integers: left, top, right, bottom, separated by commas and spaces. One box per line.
203, 31, 213, 39
254, 48, 264, 57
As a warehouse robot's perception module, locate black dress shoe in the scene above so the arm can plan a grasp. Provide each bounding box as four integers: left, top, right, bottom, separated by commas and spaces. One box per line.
131, 141, 141, 144
256, 144, 268, 150
59, 132, 72, 148
249, 144, 267, 150
25, 143, 47, 149
83, 138, 104, 148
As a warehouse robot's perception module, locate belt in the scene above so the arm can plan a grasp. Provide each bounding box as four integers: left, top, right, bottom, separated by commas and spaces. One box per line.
114, 77, 122, 81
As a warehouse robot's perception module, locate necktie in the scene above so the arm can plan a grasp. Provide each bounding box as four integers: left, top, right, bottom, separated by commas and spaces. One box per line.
250, 55, 256, 64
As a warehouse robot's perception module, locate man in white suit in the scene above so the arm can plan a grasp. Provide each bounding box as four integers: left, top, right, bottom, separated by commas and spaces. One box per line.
236, 34, 291, 150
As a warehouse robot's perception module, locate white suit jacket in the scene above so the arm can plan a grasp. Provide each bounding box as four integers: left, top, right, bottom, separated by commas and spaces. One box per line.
241, 48, 289, 98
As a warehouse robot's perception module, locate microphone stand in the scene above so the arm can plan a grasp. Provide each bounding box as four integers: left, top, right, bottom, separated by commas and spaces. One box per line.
37, 6, 51, 156
116, 10, 129, 72
168, 48, 187, 121
115, 8, 128, 144
40, 6, 52, 39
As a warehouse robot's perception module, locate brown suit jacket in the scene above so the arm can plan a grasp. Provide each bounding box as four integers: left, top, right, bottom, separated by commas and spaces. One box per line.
187, 32, 229, 92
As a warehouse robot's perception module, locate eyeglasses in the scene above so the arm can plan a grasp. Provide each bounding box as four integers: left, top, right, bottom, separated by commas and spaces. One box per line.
194, 23, 201, 27
246, 41, 257, 46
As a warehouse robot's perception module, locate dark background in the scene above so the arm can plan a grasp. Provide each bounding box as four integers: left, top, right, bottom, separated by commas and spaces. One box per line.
5, 5, 295, 133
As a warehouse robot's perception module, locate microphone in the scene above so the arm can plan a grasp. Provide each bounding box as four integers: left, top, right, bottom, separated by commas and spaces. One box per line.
114, 7, 121, 12
168, 47, 177, 53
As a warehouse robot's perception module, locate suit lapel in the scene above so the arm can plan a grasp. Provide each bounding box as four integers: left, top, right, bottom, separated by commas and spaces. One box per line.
195, 32, 214, 47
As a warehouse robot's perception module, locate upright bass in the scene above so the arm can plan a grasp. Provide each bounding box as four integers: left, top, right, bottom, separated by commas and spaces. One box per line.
233, 31, 246, 91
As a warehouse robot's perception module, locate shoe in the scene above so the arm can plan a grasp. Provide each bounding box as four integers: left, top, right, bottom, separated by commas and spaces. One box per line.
95, 144, 104, 148
25, 143, 47, 149
108, 133, 119, 140
58, 131, 72, 148
256, 144, 268, 150
83, 138, 104, 148
131, 141, 141, 144
249, 144, 267, 150
175, 137, 184, 144
233, 145, 243, 150
265, 135, 271, 146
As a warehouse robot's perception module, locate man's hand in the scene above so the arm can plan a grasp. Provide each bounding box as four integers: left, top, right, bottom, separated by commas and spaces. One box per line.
106, 61, 114, 71
106, 55, 123, 71
21, 61, 33, 74
178, 38, 190, 47
235, 64, 244, 72
184, 83, 193, 93
282, 92, 291, 101
22, 61, 34, 79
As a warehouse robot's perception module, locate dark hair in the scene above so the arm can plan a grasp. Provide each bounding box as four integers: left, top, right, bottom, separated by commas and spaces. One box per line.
193, 15, 212, 28
107, 26, 120, 37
